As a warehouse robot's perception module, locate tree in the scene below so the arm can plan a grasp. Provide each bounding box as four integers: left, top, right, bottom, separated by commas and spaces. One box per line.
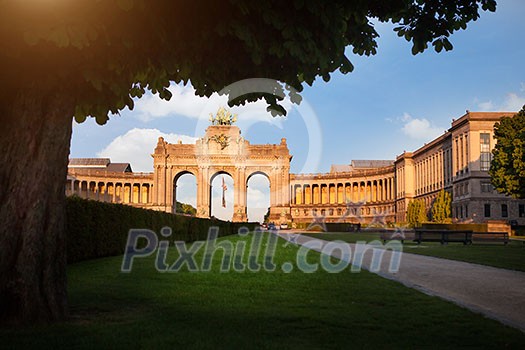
431, 190, 452, 223
263, 209, 270, 224
407, 199, 428, 228
176, 202, 197, 216
490, 106, 525, 199
0, 0, 497, 324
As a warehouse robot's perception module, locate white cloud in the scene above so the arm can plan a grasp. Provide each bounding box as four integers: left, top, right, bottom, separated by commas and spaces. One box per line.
400, 113, 444, 141
477, 100, 494, 111
502, 93, 525, 111
135, 84, 221, 121
97, 128, 197, 172
246, 175, 270, 222
476, 88, 525, 112
134, 83, 290, 129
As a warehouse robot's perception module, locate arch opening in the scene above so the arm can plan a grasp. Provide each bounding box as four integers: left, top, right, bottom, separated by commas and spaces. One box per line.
246, 172, 270, 223
210, 171, 234, 221
173, 172, 197, 216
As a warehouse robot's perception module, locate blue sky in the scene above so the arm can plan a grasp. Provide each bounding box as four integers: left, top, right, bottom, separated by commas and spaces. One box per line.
70, 0, 525, 222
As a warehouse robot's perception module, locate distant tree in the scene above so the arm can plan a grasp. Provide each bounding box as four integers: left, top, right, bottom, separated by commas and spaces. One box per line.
489, 107, 525, 199
176, 202, 197, 216
263, 209, 270, 223
0, 0, 497, 324
407, 199, 428, 228
431, 190, 452, 223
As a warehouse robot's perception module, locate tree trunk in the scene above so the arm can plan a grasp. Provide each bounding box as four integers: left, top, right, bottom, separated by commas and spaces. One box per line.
0, 88, 74, 324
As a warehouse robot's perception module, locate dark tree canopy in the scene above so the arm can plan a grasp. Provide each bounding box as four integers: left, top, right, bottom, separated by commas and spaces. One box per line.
490, 107, 525, 199
1, 0, 497, 121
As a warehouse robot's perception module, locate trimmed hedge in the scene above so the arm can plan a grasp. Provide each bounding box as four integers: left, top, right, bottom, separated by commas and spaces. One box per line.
421, 222, 488, 232
66, 196, 257, 263
293, 222, 365, 232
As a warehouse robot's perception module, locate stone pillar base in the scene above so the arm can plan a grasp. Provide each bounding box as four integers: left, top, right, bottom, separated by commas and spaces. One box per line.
269, 206, 292, 224
233, 206, 247, 222
197, 205, 210, 218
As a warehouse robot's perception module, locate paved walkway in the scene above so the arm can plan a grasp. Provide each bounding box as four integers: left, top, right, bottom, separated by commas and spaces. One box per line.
278, 233, 525, 333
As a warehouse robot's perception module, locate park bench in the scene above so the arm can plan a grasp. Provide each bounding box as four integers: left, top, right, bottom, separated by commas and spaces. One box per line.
472, 232, 509, 245
380, 230, 415, 243
414, 229, 473, 245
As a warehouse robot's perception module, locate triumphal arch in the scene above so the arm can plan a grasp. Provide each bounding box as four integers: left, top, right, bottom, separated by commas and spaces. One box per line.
150, 108, 292, 222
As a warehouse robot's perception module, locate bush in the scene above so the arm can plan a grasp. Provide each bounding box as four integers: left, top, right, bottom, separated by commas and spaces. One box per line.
407, 199, 428, 228
65, 196, 257, 263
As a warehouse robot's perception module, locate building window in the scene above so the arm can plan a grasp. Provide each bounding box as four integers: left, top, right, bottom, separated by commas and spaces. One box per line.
484, 204, 491, 218
481, 181, 492, 193
501, 204, 508, 218
465, 205, 468, 218
519, 204, 525, 218
480, 133, 491, 171
460, 206, 463, 218
329, 209, 334, 216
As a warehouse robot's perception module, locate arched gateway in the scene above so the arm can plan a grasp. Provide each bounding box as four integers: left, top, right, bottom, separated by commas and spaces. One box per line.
150, 122, 292, 223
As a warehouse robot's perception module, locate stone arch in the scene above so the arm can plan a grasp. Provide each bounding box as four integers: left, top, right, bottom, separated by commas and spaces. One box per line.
151, 125, 291, 222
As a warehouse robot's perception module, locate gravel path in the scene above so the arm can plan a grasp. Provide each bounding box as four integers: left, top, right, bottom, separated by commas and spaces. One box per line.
278, 232, 525, 332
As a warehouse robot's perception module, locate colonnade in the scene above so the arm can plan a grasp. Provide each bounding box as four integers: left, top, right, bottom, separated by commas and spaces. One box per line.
414, 147, 452, 196
66, 179, 153, 205
290, 177, 395, 205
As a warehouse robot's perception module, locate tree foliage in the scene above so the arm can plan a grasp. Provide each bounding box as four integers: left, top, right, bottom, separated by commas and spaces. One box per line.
0, 0, 497, 121
407, 199, 427, 227
490, 106, 525, 199
175, 202, 197, 216
431, 190, 452, 223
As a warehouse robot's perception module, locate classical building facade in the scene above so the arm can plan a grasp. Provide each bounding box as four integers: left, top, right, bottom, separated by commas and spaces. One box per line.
394, 111, 525, 224
67, 111, 525, 225
66, 158, 154, 208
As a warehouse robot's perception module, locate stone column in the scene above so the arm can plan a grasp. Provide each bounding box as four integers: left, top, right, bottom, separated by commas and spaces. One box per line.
153, 165, 158, 205
196, 166, 210, 218
233, 166, 247, 222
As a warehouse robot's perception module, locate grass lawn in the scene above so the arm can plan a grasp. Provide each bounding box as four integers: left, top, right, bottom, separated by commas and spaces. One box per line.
302, 231, 525, 272
1, 233, 524, 349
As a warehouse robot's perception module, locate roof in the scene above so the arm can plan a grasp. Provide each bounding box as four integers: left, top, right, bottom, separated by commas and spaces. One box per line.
106, 163, 133, 173
350, 160, 394, 169
68, 158, 110, 167
68, 158, 132, 173
330, 160, 394, 173
450, 111, 515, 130
330, 165, 352, 173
